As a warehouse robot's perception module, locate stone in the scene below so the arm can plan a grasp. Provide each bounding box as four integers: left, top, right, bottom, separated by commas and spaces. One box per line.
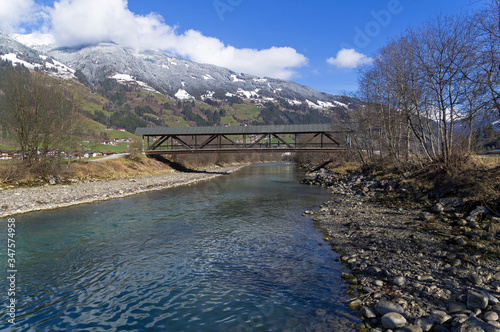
341, 272, 358, 284
418, 212, 435, 221
374, 280, 384, 287
484, 311, 499, 322
433, 203, 445, 213
467, 207, 489, 222
448, 301, 467, 313
453, 314, 471, 326
431, 310, 452, 324
368, 266, 383, 275
433, 325, 450, 332
360, 306, 377, 319
315, 309, 326, 317
439, 197, 461, 206
486, 292, 500, 305
381, 312, 407, 329
375, 300, 405, 315
397, 326, 423, 332
348, 299, 363, 311
455, 236, 468, 246
469, 274, 484, 286
415, 317, 434, 332
457, 316, 500, 332
393, 276, 406, 286
467, 290, 490, 310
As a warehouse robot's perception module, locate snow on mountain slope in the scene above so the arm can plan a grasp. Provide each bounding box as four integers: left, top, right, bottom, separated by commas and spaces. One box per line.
0, 31, 76, 80
1, 31, 356, 109
45, 42, 352, 108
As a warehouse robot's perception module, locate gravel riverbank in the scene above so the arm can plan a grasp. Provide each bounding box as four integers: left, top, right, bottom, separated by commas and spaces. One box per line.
0, 165, 246, 218
302, 169, 500, 332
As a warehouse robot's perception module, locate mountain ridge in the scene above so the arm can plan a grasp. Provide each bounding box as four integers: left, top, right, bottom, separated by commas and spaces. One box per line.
0, 31, 357, 134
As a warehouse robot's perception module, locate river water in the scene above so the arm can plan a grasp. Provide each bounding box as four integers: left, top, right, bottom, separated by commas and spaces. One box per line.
1, 163, 357, 331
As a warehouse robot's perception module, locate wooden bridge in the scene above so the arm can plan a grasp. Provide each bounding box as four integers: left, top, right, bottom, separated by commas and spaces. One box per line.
135, 124, 351, 155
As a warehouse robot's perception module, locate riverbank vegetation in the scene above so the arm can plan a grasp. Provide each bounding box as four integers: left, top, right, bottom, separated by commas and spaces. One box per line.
354, 0, 499, 170
311, 0, 500, 211
0, 151, 286, 188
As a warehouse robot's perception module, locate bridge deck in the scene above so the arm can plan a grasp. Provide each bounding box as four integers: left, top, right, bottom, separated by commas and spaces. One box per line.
135, 124, 351, 155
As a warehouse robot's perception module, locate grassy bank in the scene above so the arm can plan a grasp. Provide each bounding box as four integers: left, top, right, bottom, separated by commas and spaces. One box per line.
319, 155, 500, 212
0, 152, 286, 189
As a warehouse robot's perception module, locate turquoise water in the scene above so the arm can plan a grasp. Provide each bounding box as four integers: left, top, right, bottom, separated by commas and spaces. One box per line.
0, 163, 357, 331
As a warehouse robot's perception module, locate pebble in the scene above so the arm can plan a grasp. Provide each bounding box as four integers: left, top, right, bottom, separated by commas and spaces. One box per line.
430, 310, 452, 324
381, 312, 407, 329
302, 167, 500, 332
484, 311, 499, 321
467, 290, 490, 310
315, 309, 326, 317
393, 276, 406, 286
448, 301, 467, 313
415, 317, 433, 332
360, 306, 377, 319
375, 300, 405, 315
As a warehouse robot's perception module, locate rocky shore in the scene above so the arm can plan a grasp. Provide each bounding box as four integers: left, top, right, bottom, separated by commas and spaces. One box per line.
0, 165, 245, 218
302, 168, 500, 332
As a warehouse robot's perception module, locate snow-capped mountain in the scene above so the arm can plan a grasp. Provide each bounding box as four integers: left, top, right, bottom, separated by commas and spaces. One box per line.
0, 31, 354, 110
0, 31, 76, 80
47, 41, 351, 109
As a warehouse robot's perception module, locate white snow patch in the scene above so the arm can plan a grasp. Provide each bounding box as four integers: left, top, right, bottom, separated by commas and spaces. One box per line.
161, 64, 170, 69
253, 78, 267, 83
110, 73, 158, 92
45, 59, 76, 79
185, 64, 189, 68
39, 55, 48, 60
287, 99, 302, 106
306, 100, 322, 109
203, 74, 214, 80
317, 101, 335, 109
175, 89, 194, 100
236, 88, 259, 99
334, 101, 348, 108
264, 97, 276, 102
1, 53, 38, 70
201, 91, 215, 100
168, 59, 178, 65
225, 92, 235, 97
181, 81, 186, 87
231, 75, 244, 83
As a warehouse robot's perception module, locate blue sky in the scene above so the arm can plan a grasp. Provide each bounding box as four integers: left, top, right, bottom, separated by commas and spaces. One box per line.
0, 0, 488, 96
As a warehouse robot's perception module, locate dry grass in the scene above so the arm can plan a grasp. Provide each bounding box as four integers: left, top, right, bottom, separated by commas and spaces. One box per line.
69, 156, 172, 180
327, 161, 362, 174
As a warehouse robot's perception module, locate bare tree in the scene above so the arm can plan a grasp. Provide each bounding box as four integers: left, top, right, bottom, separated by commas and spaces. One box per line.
472, 0, 500, 117
411, 15, 479, 164
0, 66, 75, 168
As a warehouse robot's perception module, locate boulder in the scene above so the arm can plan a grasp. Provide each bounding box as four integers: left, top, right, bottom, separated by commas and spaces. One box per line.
457, 316, 500, 332
375, 300, 405, 315
467, 290, 490, 310
381, 312, 407, 329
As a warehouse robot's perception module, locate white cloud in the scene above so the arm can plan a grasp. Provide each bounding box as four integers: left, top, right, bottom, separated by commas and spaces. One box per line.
31, 0, 306, 79
327, 48, 373, 69
0, 0, 38, 32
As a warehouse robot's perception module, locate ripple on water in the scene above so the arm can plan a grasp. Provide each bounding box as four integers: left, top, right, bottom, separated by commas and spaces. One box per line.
1, 164, 358, 331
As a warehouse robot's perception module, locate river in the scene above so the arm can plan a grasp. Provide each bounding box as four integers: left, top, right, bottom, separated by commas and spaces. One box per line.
1, 163, 357, 331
